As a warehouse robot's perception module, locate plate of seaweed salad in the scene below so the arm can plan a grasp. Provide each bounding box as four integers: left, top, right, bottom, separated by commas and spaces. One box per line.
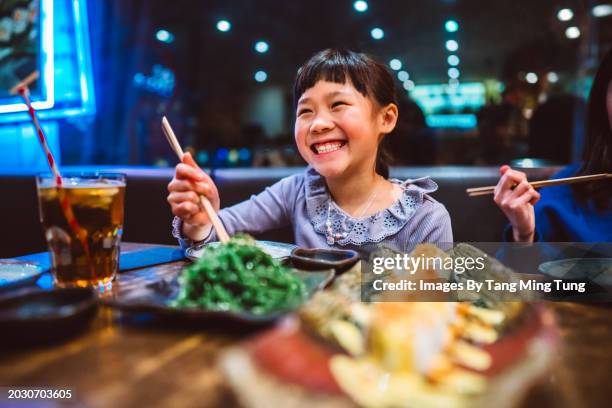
105, 235, 334, 324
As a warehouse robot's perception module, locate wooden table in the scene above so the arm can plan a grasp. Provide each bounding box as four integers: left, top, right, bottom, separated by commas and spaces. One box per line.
1, 244, 611, 408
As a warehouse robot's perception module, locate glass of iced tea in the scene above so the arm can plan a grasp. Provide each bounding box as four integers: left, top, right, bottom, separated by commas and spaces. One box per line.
36, 173, 126, 289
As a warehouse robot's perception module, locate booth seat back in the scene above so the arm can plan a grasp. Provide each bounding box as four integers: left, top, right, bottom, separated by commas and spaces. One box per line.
1, 166, 560, 258
1, 167, 178, 258
213, 166, 561, 244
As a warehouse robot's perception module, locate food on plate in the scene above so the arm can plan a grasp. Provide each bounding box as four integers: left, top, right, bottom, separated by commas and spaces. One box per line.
220, 244, 557, 408
174, 234, 305, 314
299, 244, 532, 407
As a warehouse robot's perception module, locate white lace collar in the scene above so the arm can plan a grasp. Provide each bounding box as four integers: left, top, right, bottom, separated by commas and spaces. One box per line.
304, 166, 438, 246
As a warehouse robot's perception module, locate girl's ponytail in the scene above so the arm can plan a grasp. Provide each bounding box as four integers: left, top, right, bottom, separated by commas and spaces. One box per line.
376, 140, 392, 179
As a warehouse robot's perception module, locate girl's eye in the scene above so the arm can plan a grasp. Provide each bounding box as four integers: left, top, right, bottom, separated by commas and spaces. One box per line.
331, 101, 347, 109
297, 108, 312, 116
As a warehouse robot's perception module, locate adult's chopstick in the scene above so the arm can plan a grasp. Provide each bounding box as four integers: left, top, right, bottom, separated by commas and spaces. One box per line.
466, 173, 611, 197
161, 116, 230, 243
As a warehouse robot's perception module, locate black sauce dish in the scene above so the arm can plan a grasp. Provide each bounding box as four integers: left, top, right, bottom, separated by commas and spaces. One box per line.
0, 287, 98, 347
289, 247, 360, 274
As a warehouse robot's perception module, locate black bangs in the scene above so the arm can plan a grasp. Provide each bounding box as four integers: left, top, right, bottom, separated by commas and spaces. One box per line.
294, 49, 392, 108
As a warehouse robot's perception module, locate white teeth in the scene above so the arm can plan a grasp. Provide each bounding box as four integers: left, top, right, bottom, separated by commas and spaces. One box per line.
315, 142, 343, 154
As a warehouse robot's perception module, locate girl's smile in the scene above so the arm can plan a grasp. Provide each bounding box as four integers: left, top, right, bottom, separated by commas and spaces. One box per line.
310, 140, 347, 155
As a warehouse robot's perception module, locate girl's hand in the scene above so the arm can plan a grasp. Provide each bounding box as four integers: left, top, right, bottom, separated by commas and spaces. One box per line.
493, 165, 541, 243
167, 153, 220, 238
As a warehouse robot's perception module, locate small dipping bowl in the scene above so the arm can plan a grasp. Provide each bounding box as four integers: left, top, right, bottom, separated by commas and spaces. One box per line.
0, 287, 98, 347
290, 247, 360, 274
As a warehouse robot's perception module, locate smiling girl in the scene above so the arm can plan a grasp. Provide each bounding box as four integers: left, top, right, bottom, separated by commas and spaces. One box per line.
168, 49, 452, 252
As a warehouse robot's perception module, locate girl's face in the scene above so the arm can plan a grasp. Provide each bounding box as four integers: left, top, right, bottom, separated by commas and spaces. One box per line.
294, 80, 396, 179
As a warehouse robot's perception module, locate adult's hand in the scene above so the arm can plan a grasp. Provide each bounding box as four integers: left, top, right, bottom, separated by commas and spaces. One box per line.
493, 165, 541, 243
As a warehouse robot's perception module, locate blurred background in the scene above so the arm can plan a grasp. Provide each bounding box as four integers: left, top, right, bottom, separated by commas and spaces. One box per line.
0, 0, 611, 170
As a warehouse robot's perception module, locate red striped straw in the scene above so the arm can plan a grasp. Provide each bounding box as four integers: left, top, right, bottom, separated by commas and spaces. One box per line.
16, 80, 93, 269
17, 86, 63, 187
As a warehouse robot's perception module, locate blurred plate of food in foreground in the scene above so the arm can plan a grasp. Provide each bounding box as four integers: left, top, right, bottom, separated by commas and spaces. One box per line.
104, 235, 333, 325
220, 244, 559, 408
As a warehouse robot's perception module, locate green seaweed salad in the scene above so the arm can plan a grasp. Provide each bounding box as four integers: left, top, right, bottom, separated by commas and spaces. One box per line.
174, 235, 306, 314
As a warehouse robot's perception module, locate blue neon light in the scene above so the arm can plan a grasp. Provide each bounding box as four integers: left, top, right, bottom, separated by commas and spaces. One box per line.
0, 0, 96, 123
410, 82, 486, 113
156, 29, 174, 43
72, 0, 95, 110
425, 114, 477, 128
0, 0, 54, 114
410, 82, 486, 129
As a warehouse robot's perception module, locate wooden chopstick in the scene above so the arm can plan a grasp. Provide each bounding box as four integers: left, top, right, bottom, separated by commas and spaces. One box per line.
162, 116, 230, 243
466, 173, 611, 197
